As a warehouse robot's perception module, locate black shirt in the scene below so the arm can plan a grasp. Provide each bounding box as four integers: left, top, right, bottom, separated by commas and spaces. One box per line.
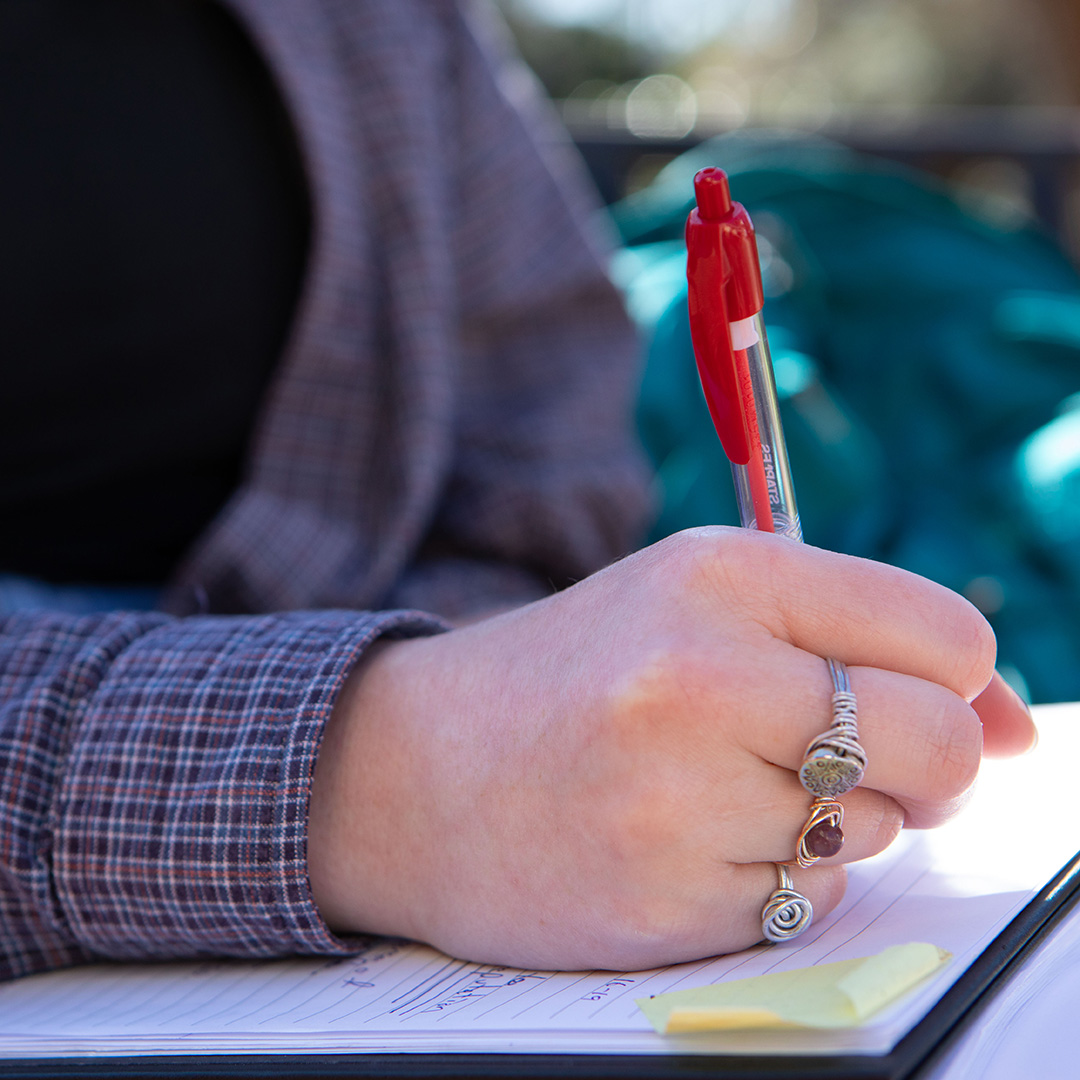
0, 0, 311, 584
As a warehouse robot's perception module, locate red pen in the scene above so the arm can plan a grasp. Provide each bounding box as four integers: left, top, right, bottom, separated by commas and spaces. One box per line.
685, 167, 802, 541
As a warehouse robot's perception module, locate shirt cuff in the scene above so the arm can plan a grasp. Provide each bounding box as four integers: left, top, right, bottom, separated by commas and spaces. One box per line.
52, 609, 445, 964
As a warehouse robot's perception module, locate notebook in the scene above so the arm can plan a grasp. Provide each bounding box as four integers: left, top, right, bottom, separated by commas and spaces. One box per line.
1, 703, 1076, 1080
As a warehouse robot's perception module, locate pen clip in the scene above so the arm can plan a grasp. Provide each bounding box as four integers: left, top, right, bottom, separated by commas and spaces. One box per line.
685, 167, 765, 466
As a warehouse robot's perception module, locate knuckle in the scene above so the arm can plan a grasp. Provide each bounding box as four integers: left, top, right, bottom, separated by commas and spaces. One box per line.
652, 526, 767, 596
598, 898, 690, 971
866, 792, 905, 851
584, 827, 697, 969
645, 527, 798, 635
922, 694, 983, 799
945, 604, 997, 698
706, 527, 784, 593
602, 645, 712, 749
650, 527, 729, 591
808, 865, 848, 919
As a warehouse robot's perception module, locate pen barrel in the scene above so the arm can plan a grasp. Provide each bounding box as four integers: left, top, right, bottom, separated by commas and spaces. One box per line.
729, 313, 802, 541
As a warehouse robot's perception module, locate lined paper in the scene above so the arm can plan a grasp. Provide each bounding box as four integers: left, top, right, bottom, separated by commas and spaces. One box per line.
0, 704, 1075, 1060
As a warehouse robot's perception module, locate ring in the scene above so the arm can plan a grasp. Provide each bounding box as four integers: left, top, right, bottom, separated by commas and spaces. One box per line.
791, 798, 844, 868
799, 658, 867, 799
761, 863, 813, 942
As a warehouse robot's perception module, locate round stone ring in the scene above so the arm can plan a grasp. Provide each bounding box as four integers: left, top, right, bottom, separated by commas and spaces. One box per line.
790, 658, 868, 866
799, 658, 867, 799
793, 798, 845, 868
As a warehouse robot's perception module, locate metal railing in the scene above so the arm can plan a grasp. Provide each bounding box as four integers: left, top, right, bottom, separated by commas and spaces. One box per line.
567, 105, 1080, 246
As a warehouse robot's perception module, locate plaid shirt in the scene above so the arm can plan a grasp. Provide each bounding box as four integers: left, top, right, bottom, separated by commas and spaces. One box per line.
0, 0, 651, 980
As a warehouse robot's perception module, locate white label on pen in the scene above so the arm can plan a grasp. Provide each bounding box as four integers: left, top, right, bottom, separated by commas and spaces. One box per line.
729, 317, 760, 350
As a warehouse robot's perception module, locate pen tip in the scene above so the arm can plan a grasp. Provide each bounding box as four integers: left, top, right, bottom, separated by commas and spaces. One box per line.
694, 167, 733, 220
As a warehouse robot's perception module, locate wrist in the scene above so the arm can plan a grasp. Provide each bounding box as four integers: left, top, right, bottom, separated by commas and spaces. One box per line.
307, 636, 434, 939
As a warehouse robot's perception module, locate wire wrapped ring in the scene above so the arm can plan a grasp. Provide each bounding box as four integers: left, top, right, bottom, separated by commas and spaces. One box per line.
799, 658, 867, 800
790, 798, 845, 868
761, 863, 813, 942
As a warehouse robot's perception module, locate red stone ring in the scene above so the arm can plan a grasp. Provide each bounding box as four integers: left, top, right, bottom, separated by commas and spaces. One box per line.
791, 798, 845, 868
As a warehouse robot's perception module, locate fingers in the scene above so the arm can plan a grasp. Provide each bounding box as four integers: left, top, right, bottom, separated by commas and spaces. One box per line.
724, 645, 984, 829
678, 527, 998, 702
711, 769, 905, 866
611, 862, 849, 968
679, 864, 848, 962
973, 670, 1037, 758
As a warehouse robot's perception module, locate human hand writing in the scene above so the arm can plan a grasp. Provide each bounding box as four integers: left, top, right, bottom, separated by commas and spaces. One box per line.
308, 527, 1035, 970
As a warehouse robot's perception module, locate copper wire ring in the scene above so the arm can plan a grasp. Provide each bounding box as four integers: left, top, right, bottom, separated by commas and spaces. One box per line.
789, 798, 845, 869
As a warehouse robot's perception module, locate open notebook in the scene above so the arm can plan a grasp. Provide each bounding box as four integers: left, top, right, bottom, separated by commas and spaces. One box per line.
1, 704, 1077, 1077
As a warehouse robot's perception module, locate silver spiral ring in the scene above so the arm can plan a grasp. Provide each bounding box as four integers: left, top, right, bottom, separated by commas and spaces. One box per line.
761, 864, 813, 943
799, 657, 868, 799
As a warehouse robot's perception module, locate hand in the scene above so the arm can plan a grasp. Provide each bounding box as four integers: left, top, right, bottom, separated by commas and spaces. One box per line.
308, 527, 1036, 970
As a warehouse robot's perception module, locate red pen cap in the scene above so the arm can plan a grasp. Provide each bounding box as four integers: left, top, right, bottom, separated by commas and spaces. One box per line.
685, 167, 766, 464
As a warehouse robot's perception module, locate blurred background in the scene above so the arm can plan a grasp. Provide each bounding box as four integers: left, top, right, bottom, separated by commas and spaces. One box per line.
496, 0, 1080, 257
496, 0, 1080, 704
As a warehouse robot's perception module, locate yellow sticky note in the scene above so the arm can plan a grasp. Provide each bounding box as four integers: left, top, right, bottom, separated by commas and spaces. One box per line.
637, 943, 950, 1034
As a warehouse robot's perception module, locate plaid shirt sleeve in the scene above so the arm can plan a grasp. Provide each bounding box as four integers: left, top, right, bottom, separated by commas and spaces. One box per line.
0, 607, 444, 981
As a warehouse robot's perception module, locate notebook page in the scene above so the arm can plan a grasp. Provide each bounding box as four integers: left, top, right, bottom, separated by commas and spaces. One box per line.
0, 703, 1075, 1060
